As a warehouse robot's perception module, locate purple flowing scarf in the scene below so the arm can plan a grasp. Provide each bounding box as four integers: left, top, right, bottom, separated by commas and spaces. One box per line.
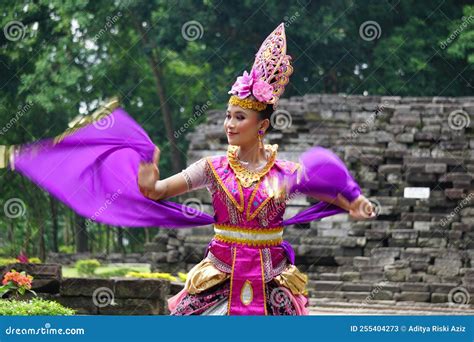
9, 108, 360, 230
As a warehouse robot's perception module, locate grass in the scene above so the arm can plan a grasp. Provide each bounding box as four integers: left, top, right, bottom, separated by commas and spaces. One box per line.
0, 298, 75, 316
62, 263, 151, 278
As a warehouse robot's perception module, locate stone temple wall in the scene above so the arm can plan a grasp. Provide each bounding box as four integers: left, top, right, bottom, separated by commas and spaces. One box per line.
146, 94, 474, 305
0, 263, 172, 315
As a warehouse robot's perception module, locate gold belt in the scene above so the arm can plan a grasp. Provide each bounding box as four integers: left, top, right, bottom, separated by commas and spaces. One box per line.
213, 224, 283, 247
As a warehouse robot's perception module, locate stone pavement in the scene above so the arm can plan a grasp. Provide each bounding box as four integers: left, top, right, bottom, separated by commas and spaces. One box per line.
309, 298, 474, 315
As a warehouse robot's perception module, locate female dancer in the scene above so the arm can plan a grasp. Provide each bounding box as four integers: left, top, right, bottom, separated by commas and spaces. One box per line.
4, 23, 374, 315
138, 23, 375, 315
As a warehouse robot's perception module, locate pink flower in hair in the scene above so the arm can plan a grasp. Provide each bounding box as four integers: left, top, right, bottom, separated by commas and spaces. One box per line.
228, 68, 273, 102
252, 79, 273, 103
228, 70, 253, 98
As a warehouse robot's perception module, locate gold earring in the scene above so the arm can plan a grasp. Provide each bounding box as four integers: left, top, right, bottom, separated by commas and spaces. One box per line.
258, 129, 264, 149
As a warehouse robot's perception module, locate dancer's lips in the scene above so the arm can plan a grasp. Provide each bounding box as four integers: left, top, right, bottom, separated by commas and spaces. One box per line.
227, 132, 238, 136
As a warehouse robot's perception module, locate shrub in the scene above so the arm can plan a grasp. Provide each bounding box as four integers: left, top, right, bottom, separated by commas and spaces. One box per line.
178, 272, 187, 282
126, 271, 177, 281
59, 245, 74, 254
75, 259, 100, 276
98, 267, 135, 278
28, 257, 42, 264
0, 298, 75, 316
0, 269, 36, 298
0, 258, 18, 266
0, 247, 8, 256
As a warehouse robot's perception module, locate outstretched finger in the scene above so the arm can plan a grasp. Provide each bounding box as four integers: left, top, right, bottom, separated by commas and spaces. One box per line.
153, 146, 160, 165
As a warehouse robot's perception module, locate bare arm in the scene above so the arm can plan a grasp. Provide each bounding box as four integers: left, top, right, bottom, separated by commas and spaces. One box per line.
152, 174, 189, 200
137, 147, 189, 201
138, 147, 209, 201
290, 163, 375, 220
316, 193, 376, 220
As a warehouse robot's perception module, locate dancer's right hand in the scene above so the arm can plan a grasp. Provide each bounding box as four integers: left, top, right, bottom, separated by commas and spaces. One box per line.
138, 146, 161, 199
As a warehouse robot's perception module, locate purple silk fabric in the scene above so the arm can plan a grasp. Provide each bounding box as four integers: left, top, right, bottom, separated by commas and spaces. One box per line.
11, 108, 214, 228
11, 108, 360, 229
283, 146, 362, 226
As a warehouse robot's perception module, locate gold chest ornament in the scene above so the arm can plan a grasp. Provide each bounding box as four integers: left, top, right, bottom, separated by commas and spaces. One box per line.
227, 144, 278, 188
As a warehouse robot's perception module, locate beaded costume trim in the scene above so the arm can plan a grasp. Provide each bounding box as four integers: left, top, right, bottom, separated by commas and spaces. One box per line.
213, 225, 284, 247
214, 234, 283, 247
246, 177, 274, 221
214, 223, 283, 234
207, 251, 233, 273
259, 248, 268, 315
206, 157, 245, 212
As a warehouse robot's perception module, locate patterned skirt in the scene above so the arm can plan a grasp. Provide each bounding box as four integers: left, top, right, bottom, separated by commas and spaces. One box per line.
170, 279, 307, 315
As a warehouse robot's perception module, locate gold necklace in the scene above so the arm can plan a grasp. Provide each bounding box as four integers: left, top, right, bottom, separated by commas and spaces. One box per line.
227, 144, 278, 188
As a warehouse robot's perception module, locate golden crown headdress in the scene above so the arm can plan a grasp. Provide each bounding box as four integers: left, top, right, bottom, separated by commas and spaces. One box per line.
228, 23, 293, 111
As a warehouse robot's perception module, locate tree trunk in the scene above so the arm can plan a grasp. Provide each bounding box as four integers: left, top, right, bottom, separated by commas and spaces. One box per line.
117, 227, 125, 254
68, 209, 74, 247
38, 219, 46, 261
74, 213, 88, 253
7, 220, 14, 253
49, 195, 59, 252
144, 228, 150, 244
135, 20, 183, 173
106, 224, 110, 254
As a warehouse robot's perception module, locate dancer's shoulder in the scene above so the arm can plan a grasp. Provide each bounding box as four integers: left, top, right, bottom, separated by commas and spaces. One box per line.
274, 158, 300, 175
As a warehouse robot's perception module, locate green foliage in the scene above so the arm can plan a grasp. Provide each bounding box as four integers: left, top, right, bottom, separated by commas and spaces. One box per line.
445, 5, 474, 63
58, 245, 74, 254
0, 0, 471, 258
0, 298, 75, 316
178, 272, 187, 282
0, 269, 36, 298
75, 259, 101, 276
0, 258, 18, 266
28, 257, 41, 263
96, 267, 136, 278
126, 271, 177, 281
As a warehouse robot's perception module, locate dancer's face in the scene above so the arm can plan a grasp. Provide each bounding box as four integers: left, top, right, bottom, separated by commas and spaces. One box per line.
224, 104, 263, 147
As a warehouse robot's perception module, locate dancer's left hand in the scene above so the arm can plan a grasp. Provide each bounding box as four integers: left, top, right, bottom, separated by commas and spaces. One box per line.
348, 195, 377, 219
138, 146, 161, 199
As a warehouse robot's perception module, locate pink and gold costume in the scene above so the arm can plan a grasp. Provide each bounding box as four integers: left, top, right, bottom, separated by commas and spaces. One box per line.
169, 144, 309, 315
4, 107, 362, 315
